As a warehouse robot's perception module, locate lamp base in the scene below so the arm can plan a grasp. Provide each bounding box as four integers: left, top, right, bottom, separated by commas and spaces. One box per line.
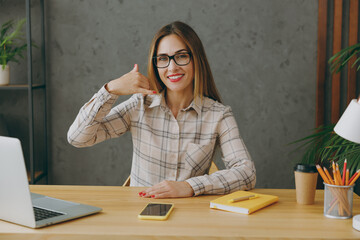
353, 214, 360, 231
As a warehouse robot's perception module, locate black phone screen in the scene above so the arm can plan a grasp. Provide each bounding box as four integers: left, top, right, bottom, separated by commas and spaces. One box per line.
139, 203, 173, 216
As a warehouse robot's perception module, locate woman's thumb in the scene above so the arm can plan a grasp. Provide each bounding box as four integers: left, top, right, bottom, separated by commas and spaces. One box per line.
131, 64, 139, 72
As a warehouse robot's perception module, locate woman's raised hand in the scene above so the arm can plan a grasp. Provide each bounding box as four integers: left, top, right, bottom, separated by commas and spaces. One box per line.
105, 64, 156, 96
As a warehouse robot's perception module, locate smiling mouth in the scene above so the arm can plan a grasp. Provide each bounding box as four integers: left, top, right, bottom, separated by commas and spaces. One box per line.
167, 74, 184, 82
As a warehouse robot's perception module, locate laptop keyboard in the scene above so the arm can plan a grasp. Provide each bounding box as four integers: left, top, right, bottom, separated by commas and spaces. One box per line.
33, 206, 64, 221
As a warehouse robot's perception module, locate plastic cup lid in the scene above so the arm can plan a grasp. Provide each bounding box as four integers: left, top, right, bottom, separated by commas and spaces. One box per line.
294, 163, 317, 173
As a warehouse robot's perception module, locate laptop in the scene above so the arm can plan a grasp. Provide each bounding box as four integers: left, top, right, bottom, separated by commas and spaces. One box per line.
0, 136, 102, 228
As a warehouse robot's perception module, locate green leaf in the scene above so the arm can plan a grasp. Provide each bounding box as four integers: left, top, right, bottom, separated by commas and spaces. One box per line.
0, 18, 30, 68
329, 42, 360, 73
289, 123, 360, 172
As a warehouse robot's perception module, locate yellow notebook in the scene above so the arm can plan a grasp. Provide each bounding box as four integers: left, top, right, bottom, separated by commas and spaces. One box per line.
210, 191, 278, 214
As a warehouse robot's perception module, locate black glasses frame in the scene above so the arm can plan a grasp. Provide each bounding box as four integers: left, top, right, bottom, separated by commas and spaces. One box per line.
153, 52, 192, 68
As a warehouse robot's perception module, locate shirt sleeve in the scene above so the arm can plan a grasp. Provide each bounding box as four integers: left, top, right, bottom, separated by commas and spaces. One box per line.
185, 106, 256, 196
67, 85, 137, 148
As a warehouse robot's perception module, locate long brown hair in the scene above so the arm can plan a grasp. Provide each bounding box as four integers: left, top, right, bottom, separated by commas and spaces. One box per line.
147, 21, 222, 103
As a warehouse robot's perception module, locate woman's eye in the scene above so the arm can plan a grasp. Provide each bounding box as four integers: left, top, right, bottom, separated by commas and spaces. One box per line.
158, 56, 168, 62
177, 54, 188, 59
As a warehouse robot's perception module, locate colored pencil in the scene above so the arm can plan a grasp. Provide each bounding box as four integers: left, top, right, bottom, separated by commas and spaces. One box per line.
342, 159, 347, 185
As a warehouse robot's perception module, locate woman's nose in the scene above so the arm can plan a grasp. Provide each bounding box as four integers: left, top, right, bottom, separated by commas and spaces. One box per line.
167, 58, 179, 70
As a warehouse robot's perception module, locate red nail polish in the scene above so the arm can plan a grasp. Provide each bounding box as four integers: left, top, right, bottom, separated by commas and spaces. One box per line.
151, 195, 155, 198
153, 91, 157, 94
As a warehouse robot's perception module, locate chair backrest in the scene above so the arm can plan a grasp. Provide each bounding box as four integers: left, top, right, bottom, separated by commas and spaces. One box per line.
122, 161, 219, 187
208, 161, 219, 175
123, 175, 131, 187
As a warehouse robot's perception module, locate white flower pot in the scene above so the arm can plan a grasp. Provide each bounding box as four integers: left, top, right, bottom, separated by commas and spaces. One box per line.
0, 65, 10, 86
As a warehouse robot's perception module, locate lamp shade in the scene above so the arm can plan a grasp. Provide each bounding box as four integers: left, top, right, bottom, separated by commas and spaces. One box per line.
334, 99, 360, 144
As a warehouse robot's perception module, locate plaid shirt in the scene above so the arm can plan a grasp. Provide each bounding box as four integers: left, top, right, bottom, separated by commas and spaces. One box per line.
68, 86, 256, 196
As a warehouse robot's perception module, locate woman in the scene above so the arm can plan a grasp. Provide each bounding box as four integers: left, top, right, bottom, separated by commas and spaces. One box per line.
68, 21, 256, 198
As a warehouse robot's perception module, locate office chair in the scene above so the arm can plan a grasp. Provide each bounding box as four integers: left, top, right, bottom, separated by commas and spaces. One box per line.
122, 161, 219, 186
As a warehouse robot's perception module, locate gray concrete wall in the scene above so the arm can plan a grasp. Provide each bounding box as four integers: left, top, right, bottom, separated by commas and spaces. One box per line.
1, 0, 318, 188
0, 0, 46, 174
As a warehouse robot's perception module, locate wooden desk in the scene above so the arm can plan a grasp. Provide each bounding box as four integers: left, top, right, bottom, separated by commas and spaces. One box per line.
0, 186, 360, 239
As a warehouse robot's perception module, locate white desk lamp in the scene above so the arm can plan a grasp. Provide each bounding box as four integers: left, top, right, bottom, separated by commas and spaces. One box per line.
333, 97, 360, 230
334, 98, 360, 144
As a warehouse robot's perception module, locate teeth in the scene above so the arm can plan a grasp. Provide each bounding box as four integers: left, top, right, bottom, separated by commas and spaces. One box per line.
168, 75, 183, 80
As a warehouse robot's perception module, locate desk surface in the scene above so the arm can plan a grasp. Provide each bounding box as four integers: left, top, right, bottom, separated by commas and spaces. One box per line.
0, 186, 360, 239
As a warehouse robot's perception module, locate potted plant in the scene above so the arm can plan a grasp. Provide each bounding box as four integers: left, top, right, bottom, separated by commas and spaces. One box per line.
0, 18, 27, 86
292, 43, 360, 193
292, 124, 360, 177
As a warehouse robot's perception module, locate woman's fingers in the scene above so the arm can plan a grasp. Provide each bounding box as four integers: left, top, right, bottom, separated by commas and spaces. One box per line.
131, 63, 139, 73
135, 76, 156, 95
129, 64, 156, 95
142, 183, 167, 197
139, 181, 194, 199
139, 88, 157, 96
106, 64, 156, 96
140, 182, 167, 198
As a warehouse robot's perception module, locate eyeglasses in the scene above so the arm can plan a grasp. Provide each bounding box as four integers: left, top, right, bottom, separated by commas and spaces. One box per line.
153, 52, 192, 68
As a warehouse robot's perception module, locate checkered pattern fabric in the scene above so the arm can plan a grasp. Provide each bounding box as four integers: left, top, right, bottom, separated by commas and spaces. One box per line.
68, 86, 256, 196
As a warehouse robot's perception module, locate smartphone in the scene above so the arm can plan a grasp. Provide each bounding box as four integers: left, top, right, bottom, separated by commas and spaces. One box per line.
138, 203, 174, 220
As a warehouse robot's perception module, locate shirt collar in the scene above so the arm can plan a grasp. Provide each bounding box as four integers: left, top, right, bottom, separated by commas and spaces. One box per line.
148, 93, 162, 109
183, 95, 202, 115
148, 91, 202, 115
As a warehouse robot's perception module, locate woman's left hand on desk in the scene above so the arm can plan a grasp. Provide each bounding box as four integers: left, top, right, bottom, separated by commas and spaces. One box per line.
139, 180, 194, 198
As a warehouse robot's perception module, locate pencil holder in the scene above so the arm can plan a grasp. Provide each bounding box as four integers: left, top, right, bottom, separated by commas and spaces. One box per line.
324, 183, 353, 219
